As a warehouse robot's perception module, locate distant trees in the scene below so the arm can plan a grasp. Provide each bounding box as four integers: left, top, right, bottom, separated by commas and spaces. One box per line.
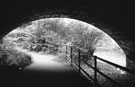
18, 20, 64, 53
84, 29, 105, 55
64, 22, 104, 55
57, 22, 105, 64
3, 18, 121, 58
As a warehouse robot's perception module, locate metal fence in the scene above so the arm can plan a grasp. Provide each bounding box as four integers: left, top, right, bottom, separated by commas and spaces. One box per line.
65, 45, 135, 87
41, 42, 135, 87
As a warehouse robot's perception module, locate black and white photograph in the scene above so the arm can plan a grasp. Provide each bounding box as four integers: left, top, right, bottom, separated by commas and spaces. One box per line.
0, 1, 135, 87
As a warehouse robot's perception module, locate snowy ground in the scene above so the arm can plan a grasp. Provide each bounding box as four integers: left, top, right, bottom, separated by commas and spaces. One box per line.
15, 47, 73, 72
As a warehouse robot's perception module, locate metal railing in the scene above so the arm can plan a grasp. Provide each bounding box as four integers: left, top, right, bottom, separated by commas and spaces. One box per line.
64, 45, 135, 87
39, 42, 135, 87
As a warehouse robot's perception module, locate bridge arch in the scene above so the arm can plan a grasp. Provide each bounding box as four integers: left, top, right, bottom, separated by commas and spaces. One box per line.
2, 17, 126, 68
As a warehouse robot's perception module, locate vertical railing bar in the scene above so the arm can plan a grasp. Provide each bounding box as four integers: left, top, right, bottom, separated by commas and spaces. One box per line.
78, 49, 81, 73
94, 55, 97, 87
66, 45, 68, 58
70, 47, 73, 66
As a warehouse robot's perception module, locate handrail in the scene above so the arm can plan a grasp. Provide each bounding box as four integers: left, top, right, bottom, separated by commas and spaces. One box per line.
94, 56, 135, 75
44, 43, 135, 87
48, 43, 135, 74
63, 45, 135, 87
64, 45, 135, 75
83, 59, 122, 87
79, 65, 103, 87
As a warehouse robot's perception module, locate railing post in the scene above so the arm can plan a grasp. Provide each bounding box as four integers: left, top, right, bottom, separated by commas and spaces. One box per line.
94, 56, 97, 87
66, 45, 68, 58
78, 49, 81, 73
70, 47, 73, 66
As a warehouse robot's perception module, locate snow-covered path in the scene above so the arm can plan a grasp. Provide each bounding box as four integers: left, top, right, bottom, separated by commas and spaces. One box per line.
15, 47, 72, 71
